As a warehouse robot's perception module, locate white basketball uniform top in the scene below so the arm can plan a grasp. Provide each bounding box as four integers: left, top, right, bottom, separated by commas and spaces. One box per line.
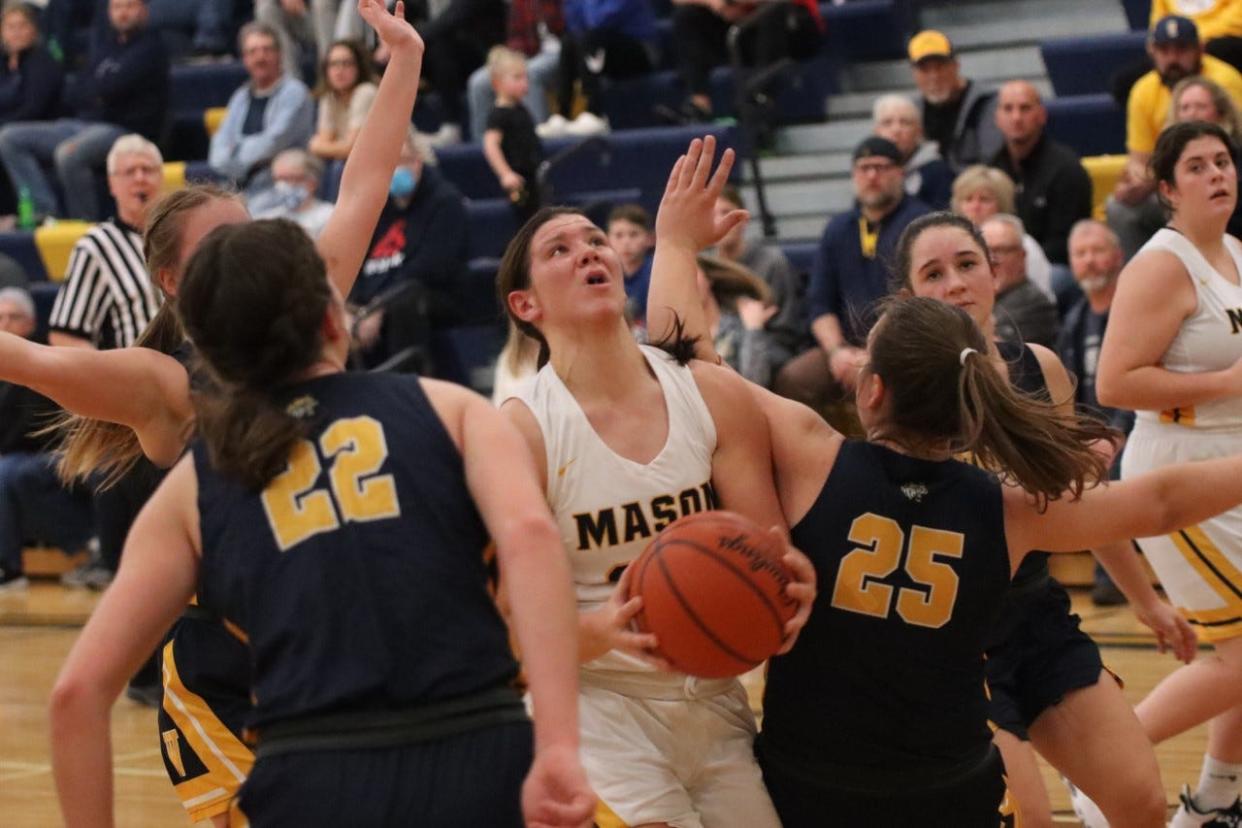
511, 345, 723, 685
1136, 228, 1242, 430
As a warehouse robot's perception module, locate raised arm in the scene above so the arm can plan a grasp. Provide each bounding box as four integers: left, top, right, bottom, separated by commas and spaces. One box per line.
646, 135, 747, 353
317, 0, 425, 299
1096, 248, 1242, 410
438, 381, 594, 827
0, 332, 191, 467
1006, 454, 1242, 567
50, 456, 201, 828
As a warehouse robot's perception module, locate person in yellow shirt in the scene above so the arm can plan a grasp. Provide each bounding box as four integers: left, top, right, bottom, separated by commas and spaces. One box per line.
1151, 0, 1242, 67
1107, 15, 1242, 257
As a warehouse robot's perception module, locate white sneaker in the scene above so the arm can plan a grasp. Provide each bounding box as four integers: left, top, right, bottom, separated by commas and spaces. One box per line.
1063, 775, 1110, 828
426, 123, 461, 148
1171, 784, 1242, 827
564, 111, 609, 137
535, 113, 570, 138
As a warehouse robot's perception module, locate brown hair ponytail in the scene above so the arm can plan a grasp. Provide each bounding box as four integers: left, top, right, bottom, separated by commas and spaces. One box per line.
870, 297, 1115, 509
51, 185, 243, 487
178, 219, 330, 491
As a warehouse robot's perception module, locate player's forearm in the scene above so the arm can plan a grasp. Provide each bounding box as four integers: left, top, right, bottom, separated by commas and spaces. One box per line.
50, 681, 116, 828
1091, 538, 1162, 610
499, 518, 583, 753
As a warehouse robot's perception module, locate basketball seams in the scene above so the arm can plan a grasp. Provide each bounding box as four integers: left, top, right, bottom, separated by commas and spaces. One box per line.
651, 544, 758, 672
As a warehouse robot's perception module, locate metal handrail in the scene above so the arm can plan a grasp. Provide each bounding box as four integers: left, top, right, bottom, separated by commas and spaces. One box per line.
726, 1, 795, 239
536, 135, 612, 204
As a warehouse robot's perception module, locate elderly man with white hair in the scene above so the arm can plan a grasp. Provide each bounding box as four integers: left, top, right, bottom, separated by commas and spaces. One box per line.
0, 286, 93, 591
872, 93, 954, 209
48, 133, 162, 351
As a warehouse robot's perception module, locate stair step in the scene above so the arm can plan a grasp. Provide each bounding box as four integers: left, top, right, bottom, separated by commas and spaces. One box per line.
841, 45, 1044, 92
773, 119, 873, 153
743, 152, 852, 182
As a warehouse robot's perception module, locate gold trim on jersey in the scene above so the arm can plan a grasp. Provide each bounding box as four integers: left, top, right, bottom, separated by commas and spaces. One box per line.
161, 638, 254, 820
1169, 525, 1242, 641
1159, 405, 1196, 426
594, 798, 631, 828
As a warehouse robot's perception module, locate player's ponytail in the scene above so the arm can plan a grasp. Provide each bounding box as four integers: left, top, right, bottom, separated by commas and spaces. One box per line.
869, 297, 1115, 509
51, 185, 244, 487
177, 219, 329, 490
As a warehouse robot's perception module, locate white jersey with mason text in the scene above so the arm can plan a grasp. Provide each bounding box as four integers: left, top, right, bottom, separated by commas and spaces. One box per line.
511, 345, 723, 681
1135, 228, 1242, 430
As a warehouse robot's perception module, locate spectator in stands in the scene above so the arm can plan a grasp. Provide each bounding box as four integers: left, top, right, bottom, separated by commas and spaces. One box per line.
254, 0, 344, 78
606, 203, 653, 325
250, 148, 334, 239
907, 29, 1002, 172
990, 80, 1092, 267
209, 21, 315, 197
696, 252, 779, 387
0, 0, 167, 221
1057, 218, 1135, 606
482, 46, 543, 220
416, 0, 507, 145
773, 136, 929, 412
466, 0, 563, 142
542, 0, 658, 137
0, 286, 92, 592
47, 134, 161, 350
872, 93, 953, 209
308, 38, 377, 162
951, 164, 1054, 301
1114, 0, 1242, 102
352, 132, 468, 368
666, 0, 822, 124
712, 184, 804, 381
982, 214, 1059, 349
1109, 14, 1242, 258
0, 1, 64, 125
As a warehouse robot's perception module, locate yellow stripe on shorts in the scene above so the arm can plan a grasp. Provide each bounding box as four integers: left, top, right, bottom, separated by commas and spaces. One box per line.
162, 638, 254, 821
594, 798, 631, 828
1169, 526, 1242, 641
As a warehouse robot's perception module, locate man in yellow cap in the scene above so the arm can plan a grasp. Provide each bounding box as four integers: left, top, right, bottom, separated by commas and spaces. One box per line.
908, 29, 1001, 171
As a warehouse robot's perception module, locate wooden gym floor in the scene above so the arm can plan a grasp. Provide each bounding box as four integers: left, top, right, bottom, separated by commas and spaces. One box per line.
0, 555, 1212, 826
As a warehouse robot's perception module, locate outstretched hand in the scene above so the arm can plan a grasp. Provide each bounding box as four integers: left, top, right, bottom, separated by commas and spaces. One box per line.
357, 0, 423, 56
655, 135, 747, 254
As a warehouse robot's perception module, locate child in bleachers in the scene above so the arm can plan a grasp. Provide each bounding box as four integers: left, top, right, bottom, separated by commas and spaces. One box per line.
606, 203, 653, 326
482, 46, 544, 221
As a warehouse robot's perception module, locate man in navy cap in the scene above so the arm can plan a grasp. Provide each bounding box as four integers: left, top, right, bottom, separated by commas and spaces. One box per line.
1108, 14, 1242, 257
772, 136, 931, 414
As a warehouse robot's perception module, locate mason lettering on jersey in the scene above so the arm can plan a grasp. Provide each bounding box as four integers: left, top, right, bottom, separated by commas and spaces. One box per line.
574, 482, 719, 551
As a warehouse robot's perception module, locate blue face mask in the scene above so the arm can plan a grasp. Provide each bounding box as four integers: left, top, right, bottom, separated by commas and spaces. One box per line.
390, 166, 417, 199
272, 180, 309, 211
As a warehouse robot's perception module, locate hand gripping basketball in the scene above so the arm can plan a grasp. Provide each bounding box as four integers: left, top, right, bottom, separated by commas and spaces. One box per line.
626, 511, 805, 678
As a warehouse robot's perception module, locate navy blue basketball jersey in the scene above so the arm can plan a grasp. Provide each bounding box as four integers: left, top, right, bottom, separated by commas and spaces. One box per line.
997, 340, 1052, 586
194, 372, 519, 730
761, 441, 1011, 793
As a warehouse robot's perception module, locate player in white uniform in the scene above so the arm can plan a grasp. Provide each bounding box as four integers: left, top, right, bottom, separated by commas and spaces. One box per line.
1099, 120, 1242, 827
498, 147, 814, 828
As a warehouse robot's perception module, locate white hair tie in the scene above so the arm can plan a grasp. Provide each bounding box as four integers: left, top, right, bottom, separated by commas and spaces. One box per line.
959, 347, 978, 367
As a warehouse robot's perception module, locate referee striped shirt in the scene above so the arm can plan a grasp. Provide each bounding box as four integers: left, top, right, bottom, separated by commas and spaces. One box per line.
48, 219, 161, 350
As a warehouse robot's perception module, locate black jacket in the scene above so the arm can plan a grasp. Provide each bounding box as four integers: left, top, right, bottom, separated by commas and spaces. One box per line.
991, 134, 1092, 265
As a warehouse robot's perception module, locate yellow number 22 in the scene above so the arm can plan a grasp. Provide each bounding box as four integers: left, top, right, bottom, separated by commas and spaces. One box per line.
830, 513, 964, 629
261, 416, 401, 551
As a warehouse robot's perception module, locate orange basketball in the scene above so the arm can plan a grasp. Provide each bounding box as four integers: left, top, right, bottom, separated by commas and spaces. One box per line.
628, 510, 798, 678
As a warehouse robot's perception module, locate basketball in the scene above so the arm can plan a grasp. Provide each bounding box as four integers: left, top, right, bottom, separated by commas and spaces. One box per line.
628, 510, 799, 678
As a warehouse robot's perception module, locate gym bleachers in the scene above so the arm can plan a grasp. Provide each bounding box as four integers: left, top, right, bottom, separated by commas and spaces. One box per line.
1041, 31, 1147, 97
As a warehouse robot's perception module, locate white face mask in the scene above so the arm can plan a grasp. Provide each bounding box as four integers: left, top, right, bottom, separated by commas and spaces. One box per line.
273, 180, 309, 210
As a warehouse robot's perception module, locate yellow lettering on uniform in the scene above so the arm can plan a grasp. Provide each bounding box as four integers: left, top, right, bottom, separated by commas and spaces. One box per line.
162, 729, 186, 778
261, 440, 339, 551
320, 416, 401, 525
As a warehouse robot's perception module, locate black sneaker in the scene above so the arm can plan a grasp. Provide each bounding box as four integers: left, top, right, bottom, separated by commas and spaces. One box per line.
0, 568, 28, 592
1175, 784, 1242, 827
